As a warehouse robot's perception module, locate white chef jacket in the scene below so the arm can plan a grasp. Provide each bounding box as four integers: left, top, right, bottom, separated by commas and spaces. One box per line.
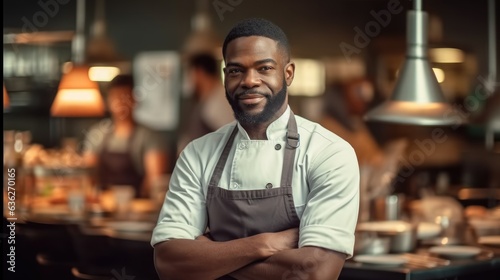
151, 106, 360, 257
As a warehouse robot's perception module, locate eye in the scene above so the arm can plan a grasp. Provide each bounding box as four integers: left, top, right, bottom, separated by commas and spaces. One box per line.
258, 66, 274, 72
226, 68, 242, 75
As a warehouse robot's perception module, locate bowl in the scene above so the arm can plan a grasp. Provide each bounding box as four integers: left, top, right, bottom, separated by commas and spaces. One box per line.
354, 232, 391, 255
356, 220, 417, 253
469, 218, 500, 237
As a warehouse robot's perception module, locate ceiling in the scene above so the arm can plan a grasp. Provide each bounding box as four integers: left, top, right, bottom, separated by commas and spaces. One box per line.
3, 0, 498, 78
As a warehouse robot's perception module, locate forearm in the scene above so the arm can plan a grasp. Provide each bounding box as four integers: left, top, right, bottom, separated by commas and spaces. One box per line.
154, 235, 270, 280
230, 246, 346, 280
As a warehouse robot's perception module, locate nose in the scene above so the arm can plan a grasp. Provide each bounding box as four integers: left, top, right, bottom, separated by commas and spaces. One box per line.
240, 69, 261, 89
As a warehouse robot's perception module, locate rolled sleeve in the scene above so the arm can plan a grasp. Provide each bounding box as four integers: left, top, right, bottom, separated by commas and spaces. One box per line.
299, 225, 355, 257
299, 139, 359, 258
151, 222, 203, 246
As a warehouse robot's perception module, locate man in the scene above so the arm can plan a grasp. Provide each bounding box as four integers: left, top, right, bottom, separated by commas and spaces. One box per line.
152, 18, 359, 279
83, 74, 168, 198
320, 78, 385, 167
177, 53, 234, 154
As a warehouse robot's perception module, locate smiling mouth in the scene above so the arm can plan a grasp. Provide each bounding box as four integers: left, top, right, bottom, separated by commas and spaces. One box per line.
238, 94, 266, 105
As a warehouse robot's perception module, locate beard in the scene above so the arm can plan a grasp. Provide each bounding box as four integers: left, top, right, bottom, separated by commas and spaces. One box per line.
226, 78, 287, 125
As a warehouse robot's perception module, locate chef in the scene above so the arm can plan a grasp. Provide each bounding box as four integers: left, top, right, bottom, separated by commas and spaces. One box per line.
152, 18, 359, 280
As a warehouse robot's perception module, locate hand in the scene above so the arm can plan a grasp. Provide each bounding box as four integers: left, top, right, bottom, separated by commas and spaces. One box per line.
195, 232, 214, 242
261, 228, 299, 256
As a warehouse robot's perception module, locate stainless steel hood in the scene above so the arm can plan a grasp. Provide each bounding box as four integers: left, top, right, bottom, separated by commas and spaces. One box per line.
364, 0, 465, 126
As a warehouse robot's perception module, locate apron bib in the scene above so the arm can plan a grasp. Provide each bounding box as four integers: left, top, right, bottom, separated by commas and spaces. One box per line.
98, 129, 144, 198
206, 111, 301, 241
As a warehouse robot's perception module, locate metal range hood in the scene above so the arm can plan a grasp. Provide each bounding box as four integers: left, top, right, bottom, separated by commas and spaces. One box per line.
364, 0, 465, 126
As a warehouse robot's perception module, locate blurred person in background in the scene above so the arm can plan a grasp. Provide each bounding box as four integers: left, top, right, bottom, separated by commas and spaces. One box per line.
83, 74, 168, 198
177, 53, 234, 154
319, 78, 412, 223
319, 77, 385, 167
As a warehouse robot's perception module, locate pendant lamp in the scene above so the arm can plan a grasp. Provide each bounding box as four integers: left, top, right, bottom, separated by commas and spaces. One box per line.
51, 65, 104, 116
364, 0, 464, 126
183, 0, 221, 59
50, 0, 105, 117
86, 0, 127, 82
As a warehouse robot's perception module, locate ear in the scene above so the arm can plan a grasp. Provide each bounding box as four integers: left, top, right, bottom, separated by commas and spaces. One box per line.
284, 61, 295, 86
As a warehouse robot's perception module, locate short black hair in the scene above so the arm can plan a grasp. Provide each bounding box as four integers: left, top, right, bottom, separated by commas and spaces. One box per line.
108, 74, 134, 89
222, 18, 290, 61
188, 53, 219, 77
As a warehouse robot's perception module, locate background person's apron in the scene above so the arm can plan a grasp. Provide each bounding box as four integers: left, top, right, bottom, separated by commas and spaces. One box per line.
98, 129, 144, 198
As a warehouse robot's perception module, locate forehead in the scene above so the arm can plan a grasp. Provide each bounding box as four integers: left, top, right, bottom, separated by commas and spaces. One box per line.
225, 36, 281, 63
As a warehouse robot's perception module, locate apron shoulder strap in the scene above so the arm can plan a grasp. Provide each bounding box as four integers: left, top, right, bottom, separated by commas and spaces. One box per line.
208, 126, 239, 188
280, 111, 299, 188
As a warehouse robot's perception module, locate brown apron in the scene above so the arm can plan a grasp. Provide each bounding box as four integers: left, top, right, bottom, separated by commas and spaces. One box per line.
206, 111, 301, 242
98, 129, 144, 198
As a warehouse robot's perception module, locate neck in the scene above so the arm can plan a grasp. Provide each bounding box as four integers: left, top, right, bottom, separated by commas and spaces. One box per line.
240, 105, 287, 140
241, 123, 269, 140
113, 118, 135, 136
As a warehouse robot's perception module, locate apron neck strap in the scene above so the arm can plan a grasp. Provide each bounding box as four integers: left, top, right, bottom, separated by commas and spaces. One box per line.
280, 111, 299, 188
208, 126, 238, 187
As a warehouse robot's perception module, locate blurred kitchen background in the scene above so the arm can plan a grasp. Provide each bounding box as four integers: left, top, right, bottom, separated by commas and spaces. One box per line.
4, 0, 499, 200
3, 0, 500, 279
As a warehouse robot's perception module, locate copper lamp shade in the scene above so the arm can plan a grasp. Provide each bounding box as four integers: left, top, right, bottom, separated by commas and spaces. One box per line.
50, 65, 105, 117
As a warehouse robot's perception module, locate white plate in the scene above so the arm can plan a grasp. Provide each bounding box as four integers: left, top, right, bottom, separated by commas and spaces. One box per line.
478, 235, 500, 247
429, 246, 481, 258
105, 221, 155, 232
353, 254, 406, 266
357, 221, 412, 233
417, 222, 441, 239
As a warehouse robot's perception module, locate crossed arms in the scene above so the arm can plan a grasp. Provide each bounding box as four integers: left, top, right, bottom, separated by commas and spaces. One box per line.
153, 134, 359, 280
154, 228, 346, 280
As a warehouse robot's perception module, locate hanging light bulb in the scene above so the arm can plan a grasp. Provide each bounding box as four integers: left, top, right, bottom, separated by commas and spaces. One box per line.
86, 0, 128, 82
